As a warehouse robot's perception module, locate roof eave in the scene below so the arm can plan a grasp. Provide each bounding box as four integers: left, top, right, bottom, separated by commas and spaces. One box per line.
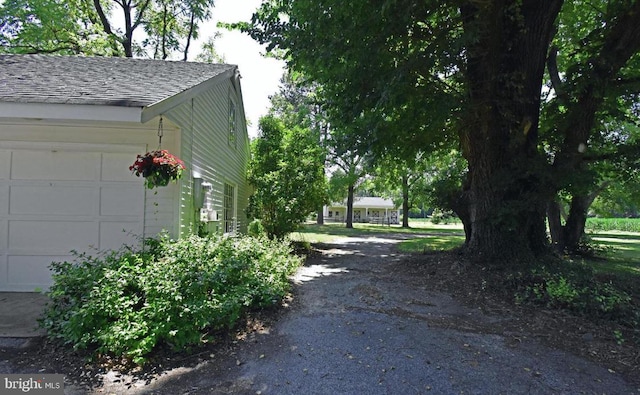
141, 67, 236, 123
0, 102, 143, 123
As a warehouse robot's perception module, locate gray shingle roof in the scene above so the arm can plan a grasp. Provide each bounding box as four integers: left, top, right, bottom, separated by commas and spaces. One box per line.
0, 54, 235, 107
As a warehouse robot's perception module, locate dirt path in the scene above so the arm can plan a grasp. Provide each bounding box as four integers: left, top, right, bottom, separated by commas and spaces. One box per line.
67, 235, 636, 394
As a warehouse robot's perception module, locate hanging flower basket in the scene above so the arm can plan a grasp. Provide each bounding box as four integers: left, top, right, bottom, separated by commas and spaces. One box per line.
130, 149, 186, 189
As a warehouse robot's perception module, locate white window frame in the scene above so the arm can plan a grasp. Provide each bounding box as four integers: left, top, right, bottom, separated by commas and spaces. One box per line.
228, 96, 237, 148
223, 182, 236, 234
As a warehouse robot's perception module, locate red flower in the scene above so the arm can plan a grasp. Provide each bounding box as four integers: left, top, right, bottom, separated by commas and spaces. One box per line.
130, 150, 185, 189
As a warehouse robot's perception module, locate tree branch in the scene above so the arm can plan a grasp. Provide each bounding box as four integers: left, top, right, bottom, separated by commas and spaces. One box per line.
93, 0, 113, 35
132, 0, 153, 30
10, 44, 78, 54
547, 45, 567, 101
183, 10, 196, 61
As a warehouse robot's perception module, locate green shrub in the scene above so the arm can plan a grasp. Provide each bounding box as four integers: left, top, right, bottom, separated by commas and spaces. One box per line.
41, 234, 301, 365
512, 263, 637, 327
247, 219, 266, 237
430, 209, 457, 225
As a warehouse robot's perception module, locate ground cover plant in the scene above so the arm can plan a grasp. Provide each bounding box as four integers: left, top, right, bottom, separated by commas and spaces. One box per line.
40, 234, 301, 365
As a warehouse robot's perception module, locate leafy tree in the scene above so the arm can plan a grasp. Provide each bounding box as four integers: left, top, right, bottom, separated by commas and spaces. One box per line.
420, 150, 470, 239
194, 33, 225, 63
268, 72, 330, 224
239, 0, 640, 262
325, 127, 368, 229
372, 153, 430, 228
0, 0, 216, 59
247, 115, 327, 239
326, 165, 365, 228
540, 2, 640, 253
0, 0, 116, 55
143, 0, 215, 60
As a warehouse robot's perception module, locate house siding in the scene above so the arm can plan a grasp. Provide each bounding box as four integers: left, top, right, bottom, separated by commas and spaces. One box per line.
165, 76, 251, 235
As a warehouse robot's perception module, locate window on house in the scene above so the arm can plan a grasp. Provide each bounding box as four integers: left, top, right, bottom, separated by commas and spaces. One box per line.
228, 98, 237, 147
224, 183, 235, 233
328, 211, 333, 218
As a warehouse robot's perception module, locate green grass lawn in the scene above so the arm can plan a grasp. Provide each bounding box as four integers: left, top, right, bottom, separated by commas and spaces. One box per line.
395, 234, 465, 252
587, 231, 640, 277
291, 219, 640, 278
289, 220, 465, 252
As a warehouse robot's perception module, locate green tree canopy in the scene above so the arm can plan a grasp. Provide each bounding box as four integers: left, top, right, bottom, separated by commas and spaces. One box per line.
238, 0, 640, 262
247, 115, 327, 239
0, 0, 116, 55
0, 0, 217, 59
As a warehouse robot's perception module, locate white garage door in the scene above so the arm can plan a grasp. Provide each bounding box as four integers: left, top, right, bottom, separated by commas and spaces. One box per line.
0, 143, 145, 292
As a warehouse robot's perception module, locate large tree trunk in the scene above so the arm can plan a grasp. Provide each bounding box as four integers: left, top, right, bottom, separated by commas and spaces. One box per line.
346, 183, 354, 228
449, 189, 472, 247
560, 184, 607, 253
563, 195, 590, 252
402, 173, 410, 228
548, 182, 608, 254
317, 207, 324, 225
547, 199, 565, 252
459, 1, 562, 262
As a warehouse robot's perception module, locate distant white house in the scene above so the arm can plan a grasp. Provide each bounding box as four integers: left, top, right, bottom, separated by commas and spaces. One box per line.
0, 55, 251, 291
324, 197, 399, 224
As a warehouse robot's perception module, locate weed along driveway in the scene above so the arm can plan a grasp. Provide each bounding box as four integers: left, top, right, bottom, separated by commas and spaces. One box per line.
55, 234, 633, 394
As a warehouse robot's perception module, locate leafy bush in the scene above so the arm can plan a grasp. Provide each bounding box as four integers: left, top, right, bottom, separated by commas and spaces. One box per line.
430, 209, 458, 225
247, 116, 328, 239
247, 219, 266, 237
41, 234, 301, 365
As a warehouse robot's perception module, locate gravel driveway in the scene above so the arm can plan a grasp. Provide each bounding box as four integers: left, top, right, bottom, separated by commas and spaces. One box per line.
68, 235, 636, 395
2, 235, 637, 394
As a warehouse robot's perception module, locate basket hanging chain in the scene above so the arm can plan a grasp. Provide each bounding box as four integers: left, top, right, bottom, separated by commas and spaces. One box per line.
157, 116, 164, 149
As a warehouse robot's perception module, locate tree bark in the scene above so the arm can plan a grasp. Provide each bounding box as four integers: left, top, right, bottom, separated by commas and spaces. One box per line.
562, 183, 608, 253
563, 195, 590, 253
183, 11, 196, 61
547, 199, 564, 252
402, 173, 410, 228
449, 190, 471, 247
122, 2, 134, 57
316, 207, 324, 225
548, 180, 609, 254
459, 1, 563, 262
346, 183, 354, 228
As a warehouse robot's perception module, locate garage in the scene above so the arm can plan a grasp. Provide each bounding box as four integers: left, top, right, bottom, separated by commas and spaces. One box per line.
0, 143, 145, 291
0, 54, 254, 292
